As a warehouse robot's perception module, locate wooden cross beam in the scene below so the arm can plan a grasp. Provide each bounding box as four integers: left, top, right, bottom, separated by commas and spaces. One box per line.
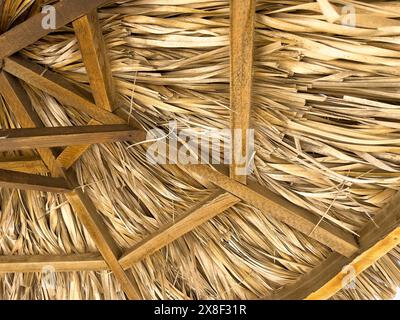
0, 5, 142, 297
266, 191, 400, 300
0, 71, 141, 300
73, 10, 115, 112
2, 55, 124, 124
0, 253, 108, 273
0, 0, 111, 59
0, 155, 48, 174
0, 0, 396, 302
119, 190, 240, 269
185, 165, 359, 258
0, 125, 145, 152
0, 1, 3, 23
0, 168, 71, 192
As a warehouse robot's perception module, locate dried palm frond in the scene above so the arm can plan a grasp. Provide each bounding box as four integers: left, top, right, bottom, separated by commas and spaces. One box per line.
0, 0, 399, 300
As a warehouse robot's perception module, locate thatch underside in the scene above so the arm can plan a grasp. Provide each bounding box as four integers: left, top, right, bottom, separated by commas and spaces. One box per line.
0, 0, 399, 299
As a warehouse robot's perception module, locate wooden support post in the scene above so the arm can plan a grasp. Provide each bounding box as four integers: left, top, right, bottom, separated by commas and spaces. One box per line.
229, 0, 255, 184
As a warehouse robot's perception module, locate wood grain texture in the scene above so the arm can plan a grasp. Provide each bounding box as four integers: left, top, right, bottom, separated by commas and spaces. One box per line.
0, 0, 110, 59
186, 165, 358, 257
3, 56, 124, 124
0, 125, 145, 152
0, 169, 71, 193
266, 191, 400, 300
65, 186, 141, 299
0, 156, 48, 174
120, 190, 240, 269
0, 71, 64, 176
0, 71, 141, 300
73, 10, 115, 111
0, 253, 108, 273
230, 0, 255, 184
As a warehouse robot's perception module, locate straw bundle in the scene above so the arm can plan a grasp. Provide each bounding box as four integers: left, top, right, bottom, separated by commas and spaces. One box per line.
0, 0, 399, 300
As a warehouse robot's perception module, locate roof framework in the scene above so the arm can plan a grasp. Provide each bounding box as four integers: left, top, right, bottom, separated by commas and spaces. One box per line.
0, 0, 398, 300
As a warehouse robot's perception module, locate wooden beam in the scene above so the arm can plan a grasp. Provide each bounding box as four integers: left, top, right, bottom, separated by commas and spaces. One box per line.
73, 10, 115, 112
0, 0, 111, 59
28, 0, 46, 18
0, 125, 145, 152
0, 169, 71, 193
2, 56, 124, 124
186, 165, 358, 257
0, 72, 141, 299
0, 70, 44, 129
57, 119, 100, 169
230, 0, 255, 184
0, 155, 48, 174
266, 191, 400, 300
0, 71, 64, 176
0, 253, 108, 273
65, 185, 141, 299
119, 190, 239, 269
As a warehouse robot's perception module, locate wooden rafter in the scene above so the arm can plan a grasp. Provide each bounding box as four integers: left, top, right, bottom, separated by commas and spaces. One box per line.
0, 0, 110, 59
119, 190, 240, 269
266, 191, 400, 300
0, 168, 71, 193
0, 155, 48, 174
0, 253, 108, 273
0, 125, 145, 152
65, 186, 141, 299
0, 71, 67, 176
230, 0, 255, 184
57, 119, 101, 169
2, 55, 124, 124
73, 10, 115, 112
0, 0, 396, 302
56, 8, 118, 167
0, 71, 141, 300
186, 165, 359, 257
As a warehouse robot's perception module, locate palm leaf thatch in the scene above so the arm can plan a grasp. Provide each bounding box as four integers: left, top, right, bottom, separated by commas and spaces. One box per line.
0, 0, 399, 300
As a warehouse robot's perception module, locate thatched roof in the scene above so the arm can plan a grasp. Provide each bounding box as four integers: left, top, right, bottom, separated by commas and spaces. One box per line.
0, 0, 399, 300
